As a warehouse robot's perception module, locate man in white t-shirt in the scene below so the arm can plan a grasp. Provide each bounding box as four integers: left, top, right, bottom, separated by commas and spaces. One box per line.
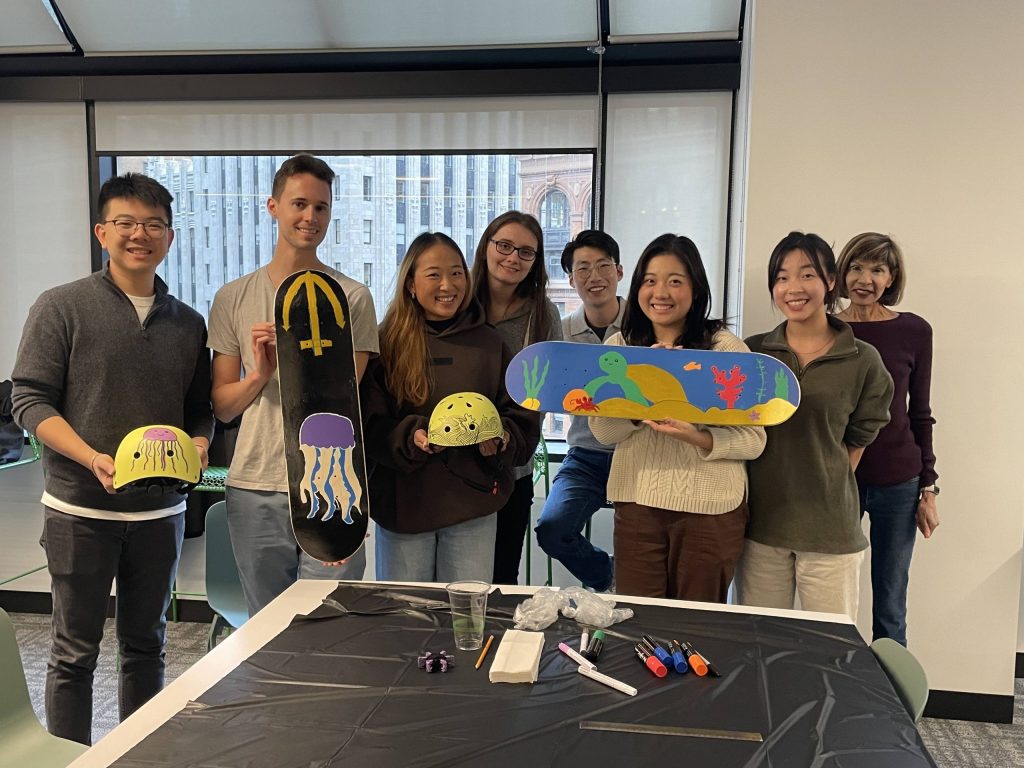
208, 154, 379, 617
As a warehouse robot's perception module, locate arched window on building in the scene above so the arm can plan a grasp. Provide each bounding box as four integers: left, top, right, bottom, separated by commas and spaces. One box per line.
539, 189, 570, 276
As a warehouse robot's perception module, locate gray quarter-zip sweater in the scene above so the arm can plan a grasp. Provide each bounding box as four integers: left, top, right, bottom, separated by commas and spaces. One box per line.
12, 267, 214, 513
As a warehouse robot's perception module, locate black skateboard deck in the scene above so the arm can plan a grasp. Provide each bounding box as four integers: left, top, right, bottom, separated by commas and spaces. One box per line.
276, 270, 369, 562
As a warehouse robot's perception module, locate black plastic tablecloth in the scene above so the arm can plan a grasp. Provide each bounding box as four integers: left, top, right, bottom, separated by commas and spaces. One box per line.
111, 583, 937, 767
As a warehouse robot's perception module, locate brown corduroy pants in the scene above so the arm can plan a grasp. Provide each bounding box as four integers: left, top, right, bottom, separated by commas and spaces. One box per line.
613, 499, 748, 603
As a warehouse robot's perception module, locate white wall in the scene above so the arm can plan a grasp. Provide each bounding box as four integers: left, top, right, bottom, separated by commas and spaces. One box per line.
0, 103, 92, 377
742, 0, 1024, 697
0, 103, 92, 590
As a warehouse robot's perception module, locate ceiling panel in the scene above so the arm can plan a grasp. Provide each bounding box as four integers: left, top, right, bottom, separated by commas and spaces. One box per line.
1, 0, 74, 54
608, 0, 742, 43
55, 0, 600, 55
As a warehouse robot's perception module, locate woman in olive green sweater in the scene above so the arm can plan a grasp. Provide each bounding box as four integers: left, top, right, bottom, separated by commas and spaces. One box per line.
739, 232, 893, 619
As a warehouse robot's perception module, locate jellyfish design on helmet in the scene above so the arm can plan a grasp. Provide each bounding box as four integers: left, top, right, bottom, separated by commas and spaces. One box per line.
298, 412, 363, 524
131, 427, 191, 475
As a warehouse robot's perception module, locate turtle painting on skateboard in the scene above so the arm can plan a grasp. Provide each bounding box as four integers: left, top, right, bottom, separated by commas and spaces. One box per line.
507, 341, 800, 427
276, 269, 369, 562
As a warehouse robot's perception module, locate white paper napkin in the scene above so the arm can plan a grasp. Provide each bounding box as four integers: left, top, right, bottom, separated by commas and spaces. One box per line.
488, 630, 545, 684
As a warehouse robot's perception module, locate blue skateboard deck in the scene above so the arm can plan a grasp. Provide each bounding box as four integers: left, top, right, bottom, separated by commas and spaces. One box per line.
276, 270, 369, 562
505, 341, 800, 426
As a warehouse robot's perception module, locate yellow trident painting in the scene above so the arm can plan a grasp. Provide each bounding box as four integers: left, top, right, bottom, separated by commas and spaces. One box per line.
280, 271, 347, 356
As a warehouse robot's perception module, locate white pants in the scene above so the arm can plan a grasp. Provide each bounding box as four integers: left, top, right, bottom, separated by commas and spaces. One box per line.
735, 538, 864, 619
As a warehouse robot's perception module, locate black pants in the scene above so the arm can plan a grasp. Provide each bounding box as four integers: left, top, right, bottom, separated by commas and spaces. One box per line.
492, 475, 534, 584
41, 508, 184, 745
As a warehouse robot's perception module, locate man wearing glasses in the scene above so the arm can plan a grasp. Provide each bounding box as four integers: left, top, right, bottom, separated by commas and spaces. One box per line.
11, 173, 213, 744
535, 230, 624, 592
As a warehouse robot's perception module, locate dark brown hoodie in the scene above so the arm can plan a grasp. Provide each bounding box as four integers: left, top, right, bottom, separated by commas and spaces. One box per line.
360, 298, 540, 534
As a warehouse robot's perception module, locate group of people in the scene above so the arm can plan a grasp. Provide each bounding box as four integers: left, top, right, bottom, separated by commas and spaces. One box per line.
543, 228, 937, 643
9, 154, 938, 746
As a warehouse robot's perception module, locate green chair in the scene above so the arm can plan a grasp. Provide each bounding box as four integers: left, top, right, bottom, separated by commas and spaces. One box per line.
204, 501, 249, 649
0, 432, 43, 472
525, 436, 550, 586
871, 638, 929, 722
0, 608, 88, 768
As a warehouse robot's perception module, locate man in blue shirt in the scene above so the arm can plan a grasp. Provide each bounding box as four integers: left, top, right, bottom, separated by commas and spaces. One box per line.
535, 230, 624, 591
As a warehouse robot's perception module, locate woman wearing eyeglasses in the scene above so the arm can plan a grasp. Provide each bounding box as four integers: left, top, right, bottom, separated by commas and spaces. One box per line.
360, 232, 539, 582
470, 211, 562, 584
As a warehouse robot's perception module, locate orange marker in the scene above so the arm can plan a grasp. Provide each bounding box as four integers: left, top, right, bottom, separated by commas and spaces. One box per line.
687, 642, 721, 677
475, 634, 495, 670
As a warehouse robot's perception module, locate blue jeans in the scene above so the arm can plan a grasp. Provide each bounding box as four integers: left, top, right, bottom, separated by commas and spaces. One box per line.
535, 447, 614, 590
225, 487, 366, 617
860, 478, 920, 646
41, 508, 184, 745
375, 514, 497, 583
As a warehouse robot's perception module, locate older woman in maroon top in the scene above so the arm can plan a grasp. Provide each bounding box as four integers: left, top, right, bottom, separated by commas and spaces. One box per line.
836, 233, 938, 647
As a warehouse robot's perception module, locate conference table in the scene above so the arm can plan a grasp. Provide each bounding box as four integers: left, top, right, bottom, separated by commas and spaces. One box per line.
70, 580, 937, 768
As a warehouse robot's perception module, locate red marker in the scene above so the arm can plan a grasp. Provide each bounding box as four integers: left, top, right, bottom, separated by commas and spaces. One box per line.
634, 644, 668, 678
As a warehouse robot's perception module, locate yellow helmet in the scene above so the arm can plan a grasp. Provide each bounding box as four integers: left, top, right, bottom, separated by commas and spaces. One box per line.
428, 393, 503, 447
113, 425, 201, 493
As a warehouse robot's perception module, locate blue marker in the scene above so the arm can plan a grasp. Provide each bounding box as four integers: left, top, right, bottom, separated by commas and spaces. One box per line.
668, 639, 690, 674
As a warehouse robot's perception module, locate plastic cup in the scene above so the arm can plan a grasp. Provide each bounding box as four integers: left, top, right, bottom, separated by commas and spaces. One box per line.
445, 580, 490, 651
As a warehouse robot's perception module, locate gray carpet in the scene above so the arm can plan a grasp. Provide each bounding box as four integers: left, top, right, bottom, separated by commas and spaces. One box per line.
11, 612, 209, 747
10, 613, 1024, 764
917, 684, 1024, 767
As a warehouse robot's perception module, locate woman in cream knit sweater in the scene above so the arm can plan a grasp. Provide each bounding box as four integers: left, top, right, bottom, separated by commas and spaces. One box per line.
590, 234, 765, 602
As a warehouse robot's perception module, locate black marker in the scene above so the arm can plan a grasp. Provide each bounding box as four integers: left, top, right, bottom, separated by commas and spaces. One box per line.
684, 641, 720, 677
582, 629, 605, 662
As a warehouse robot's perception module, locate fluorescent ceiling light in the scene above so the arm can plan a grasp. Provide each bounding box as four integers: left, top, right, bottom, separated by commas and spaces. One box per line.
608, 0, 741, 43
56, 0, 599, 55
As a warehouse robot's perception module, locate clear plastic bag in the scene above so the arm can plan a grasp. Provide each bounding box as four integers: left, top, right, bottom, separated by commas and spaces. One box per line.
512, 587, 634, 631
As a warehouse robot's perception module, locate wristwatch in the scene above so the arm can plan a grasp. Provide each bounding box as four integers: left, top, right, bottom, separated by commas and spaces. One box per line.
919, 484, 940, 497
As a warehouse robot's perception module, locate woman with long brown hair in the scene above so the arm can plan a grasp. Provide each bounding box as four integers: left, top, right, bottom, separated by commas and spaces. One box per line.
470, 211, 562, 584
361, 232, 539, 581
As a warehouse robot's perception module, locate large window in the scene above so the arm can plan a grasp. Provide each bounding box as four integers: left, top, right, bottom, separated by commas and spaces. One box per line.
116, 151, 593, 441
100, 94, 731, 444
116, 152, 594, 326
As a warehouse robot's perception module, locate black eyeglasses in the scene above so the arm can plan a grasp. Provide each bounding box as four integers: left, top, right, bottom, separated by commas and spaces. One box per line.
102, 219, 169, 237
489, 239, 537, 262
